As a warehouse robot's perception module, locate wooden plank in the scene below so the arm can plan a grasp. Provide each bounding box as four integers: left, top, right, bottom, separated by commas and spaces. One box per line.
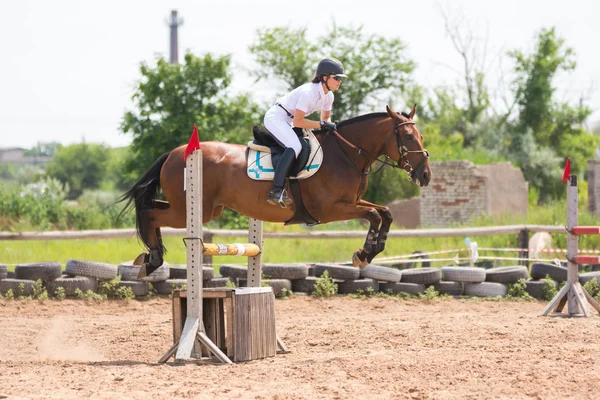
176, 289, 232, 299
197, 332, 232, 364
247, 217, 263, 287
583, 288, 600, 313
175, 317, 200, 360
540, 283, 571, 316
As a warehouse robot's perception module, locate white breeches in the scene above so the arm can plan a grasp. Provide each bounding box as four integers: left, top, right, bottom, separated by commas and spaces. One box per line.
263, 106, 301, 157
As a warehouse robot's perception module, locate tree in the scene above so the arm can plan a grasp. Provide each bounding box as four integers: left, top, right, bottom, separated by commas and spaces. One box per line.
24, 142, 62, 157
121, 53, 262, 181
507, 28, 597, 199
45, 143, 109, 199
249, 24, 415, 121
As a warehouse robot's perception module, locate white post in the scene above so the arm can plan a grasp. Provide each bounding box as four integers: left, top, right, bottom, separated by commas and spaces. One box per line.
247, 217, 263, 287
566, 175, 580, 314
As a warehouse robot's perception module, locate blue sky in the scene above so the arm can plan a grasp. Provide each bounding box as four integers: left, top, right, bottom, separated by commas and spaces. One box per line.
1, 0, 599, 149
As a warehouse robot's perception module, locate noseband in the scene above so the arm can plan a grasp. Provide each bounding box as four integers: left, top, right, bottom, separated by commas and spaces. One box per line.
394, 121, 430, 174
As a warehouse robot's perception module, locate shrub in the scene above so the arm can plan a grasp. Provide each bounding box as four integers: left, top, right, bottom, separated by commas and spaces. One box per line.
55, 287, 66, 300
313, 271, 338, 298
583, 278, 600, 299
507, 278, 534, 301
541, 275, 558, 301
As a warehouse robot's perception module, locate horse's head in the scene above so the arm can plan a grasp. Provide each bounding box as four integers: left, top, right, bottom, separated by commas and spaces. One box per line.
385, 105, 431, 187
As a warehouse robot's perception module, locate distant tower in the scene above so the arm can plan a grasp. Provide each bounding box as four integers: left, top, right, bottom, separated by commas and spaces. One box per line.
167, 10, 184, 64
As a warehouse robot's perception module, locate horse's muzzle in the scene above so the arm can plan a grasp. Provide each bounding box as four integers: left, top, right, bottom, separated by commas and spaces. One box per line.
411, 163, 431, 187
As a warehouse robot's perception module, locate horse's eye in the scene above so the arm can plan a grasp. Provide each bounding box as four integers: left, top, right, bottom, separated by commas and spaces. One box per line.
405, 134, 415, 141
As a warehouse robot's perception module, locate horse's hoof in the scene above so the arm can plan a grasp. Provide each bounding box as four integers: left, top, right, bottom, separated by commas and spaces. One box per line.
352, 250, 369, 269
133, 253, 147, 266
136, 263, 149, 279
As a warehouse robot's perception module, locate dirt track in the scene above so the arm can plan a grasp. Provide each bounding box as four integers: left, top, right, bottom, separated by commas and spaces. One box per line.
1, 296, 600, 399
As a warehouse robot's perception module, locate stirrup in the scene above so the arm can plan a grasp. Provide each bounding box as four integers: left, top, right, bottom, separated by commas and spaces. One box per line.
267, 189, 293, 208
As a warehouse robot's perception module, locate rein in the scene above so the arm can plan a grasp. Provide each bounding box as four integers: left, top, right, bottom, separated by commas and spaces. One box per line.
331, 120, 430, 178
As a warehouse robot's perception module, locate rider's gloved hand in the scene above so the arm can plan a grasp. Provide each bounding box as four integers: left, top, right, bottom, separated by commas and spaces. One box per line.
320, 121, 337, 133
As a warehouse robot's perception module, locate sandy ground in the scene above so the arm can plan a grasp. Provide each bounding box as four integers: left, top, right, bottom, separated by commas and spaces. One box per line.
1, 296, 600, 400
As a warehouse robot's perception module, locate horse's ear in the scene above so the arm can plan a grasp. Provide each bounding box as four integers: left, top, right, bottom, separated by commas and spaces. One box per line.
386, 105, 401, 120
409, 104, 417, 119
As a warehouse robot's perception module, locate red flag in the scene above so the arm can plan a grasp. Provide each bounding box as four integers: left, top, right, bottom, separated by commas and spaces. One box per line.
184, 124, 201, 161
561, 157, 571, 184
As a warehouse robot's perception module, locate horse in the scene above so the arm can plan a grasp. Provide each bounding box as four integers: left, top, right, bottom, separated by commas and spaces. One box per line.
119, 105, 431, 277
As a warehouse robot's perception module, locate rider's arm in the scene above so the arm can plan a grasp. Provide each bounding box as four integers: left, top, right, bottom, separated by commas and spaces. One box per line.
292, 110, 322, 130
320, 110, 331, 122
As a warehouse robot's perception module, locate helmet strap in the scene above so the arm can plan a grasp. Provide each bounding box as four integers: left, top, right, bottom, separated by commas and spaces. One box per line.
321, 76, 332, 93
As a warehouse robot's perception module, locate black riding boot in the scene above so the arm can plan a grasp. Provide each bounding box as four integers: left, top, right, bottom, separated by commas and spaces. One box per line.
267, 147, 296, 208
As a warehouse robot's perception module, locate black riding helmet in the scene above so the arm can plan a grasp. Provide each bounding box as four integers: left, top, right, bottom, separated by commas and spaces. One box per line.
315, 58, 348, 79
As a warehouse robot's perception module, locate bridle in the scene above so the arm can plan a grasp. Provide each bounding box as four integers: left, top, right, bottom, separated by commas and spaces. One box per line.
330, 119, 430, 180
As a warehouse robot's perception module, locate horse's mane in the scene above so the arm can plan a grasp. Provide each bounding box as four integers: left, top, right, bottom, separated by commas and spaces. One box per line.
337, 112, 389, 130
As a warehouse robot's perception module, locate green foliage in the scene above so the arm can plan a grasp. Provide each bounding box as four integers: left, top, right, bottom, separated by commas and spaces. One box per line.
275, 287, 293, 299
98, 276, 134, 300
583, 278, 600, 299
54, 286, 66, 300
120, 53, 261, 185
225, 280, 236, 289
23, 142, 62, 157
32, 279, 48, 301
74, 288, 107, 301
4, 289, 14, 300
419, 286, 442, 300
45, 143, 110, 199
507, 278, 534, 301
312, 271, 338, 298
351, 286, 376, 298
249, 27, 316, 89
541, 276, 558, 301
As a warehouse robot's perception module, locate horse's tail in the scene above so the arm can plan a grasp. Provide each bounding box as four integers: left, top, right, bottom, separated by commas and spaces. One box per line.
118, 152, 171, 251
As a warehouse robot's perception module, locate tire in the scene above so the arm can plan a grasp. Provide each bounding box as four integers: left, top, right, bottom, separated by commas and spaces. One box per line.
0, 264, 7, 280
441, 266, 486, 283
117, 280, 148, 297
337, 279, 379, 294
524, 279, 553, 300
14, 262, 62, 281
47, 275, 98, 296
0, 278, 37, 296
400, 267, 442, 285
169, 265, 215, 280
359, 265, 402, 283
314, 263, 360, 280
262, 279, 292, 295
579, 271, 600, 285
152, 279, 187, 295
205, 277, 234, 288
380, 282, 425, 295
219, 264, 248, 279
432, 281, 464, 296
66, 259, 118, 281
139, 261, 170, 283
118, 262, 141, 281
262, 263, 309, 280
464, 282, 508, 297
530, 262, 567, 282
291, 277, 319, 294
485, 266, 529, 283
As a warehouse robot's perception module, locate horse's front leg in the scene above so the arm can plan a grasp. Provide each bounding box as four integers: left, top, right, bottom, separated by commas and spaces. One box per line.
357, 199, 393, 260
330, 202, 382, 269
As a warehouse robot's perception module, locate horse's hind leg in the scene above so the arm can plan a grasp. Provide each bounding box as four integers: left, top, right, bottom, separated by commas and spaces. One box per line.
357, 200, 393, 261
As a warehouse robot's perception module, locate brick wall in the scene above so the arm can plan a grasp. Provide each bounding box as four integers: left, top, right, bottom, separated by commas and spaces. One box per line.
420, 161, 490, 227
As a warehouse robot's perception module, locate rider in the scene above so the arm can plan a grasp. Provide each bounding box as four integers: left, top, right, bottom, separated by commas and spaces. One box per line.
263, 57, 347, 207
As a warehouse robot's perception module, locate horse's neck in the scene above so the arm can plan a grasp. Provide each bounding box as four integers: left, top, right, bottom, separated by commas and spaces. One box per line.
340, 118, 390, 160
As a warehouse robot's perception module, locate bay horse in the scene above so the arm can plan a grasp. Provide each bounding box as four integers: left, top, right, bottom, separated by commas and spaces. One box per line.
120, 105, 431, 277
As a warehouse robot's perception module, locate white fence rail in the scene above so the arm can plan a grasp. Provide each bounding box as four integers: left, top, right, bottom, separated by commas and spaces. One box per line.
0, 224, 566, 241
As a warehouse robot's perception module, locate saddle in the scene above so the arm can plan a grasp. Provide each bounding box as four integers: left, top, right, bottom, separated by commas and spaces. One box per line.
247, 126, 323, 181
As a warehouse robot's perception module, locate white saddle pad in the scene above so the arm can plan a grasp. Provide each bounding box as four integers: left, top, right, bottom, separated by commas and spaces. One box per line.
247, 129, 323, 181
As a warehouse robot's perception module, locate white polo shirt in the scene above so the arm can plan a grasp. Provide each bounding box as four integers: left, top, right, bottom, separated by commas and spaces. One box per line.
276, 83, 334, 117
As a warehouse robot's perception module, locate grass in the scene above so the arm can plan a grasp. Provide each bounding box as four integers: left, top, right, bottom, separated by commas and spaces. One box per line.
2, 199, 600, 269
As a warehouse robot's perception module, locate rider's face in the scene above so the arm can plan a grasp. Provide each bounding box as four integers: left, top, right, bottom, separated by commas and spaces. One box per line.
326, 75, 343, 91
